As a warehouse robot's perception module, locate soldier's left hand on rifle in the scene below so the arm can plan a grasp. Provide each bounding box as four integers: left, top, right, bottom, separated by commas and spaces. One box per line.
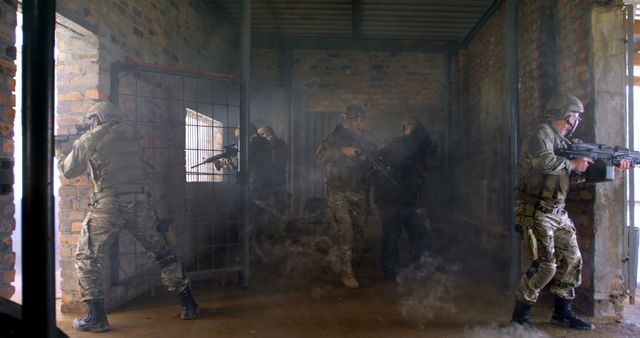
342, 146, 359, 157
55, 123, 91, 157
213, 159, 223, 171
617, 159, 632, 172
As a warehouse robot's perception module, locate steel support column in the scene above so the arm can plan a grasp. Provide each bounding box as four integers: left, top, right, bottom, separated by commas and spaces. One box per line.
22, 0, 57, 336
506, 0, 521, 289
239, 0, 252, 287
626, 4, 636, 304
444, 49, 453, 216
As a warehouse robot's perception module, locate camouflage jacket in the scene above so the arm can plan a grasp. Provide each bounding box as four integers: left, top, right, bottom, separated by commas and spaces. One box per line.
57, 121, 147, 194
315, 125, 375, 193
517, 120, 574, 206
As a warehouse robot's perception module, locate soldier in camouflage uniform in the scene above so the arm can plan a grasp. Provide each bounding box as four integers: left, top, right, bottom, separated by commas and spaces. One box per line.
57, 102, 199, 332
315, 105, 375, 289
510, 94, 630, 331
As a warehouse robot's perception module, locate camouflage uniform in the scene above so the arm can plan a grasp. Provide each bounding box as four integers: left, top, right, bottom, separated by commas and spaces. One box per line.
315, 125, 374, 274
515, 120, 582, 303
58, 120, 189, 301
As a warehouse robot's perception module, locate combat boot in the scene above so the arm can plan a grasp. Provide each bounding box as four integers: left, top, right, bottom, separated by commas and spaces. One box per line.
509, 299, 536, 330
178, 288, 199, 320
550, 296, 595, 330
73, 299, 110, 332
341, 271, 360, 289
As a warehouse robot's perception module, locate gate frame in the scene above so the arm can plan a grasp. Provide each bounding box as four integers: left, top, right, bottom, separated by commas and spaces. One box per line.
108, 59, 248, 285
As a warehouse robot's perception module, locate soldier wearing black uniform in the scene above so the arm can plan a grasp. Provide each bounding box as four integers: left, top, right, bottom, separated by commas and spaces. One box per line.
258, 126, 289, 215
374, 117, 435, 280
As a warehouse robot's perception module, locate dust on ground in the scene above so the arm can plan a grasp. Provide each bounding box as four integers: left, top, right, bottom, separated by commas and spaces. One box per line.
57, 264, 640, 338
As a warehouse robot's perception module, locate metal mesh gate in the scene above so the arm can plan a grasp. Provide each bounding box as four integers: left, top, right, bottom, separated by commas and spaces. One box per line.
109, 61, 244, 284
302, 111, 340, 200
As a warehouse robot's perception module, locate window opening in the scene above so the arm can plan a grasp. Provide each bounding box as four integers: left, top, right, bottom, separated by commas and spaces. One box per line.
185, 108, 224, 182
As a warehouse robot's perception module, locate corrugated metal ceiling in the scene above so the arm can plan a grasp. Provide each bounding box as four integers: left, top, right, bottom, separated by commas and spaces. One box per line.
220, 0, 497, 44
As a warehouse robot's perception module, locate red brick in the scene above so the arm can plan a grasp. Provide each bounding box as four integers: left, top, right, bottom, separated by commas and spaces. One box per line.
60, 233, 79, 245
0, 284, 15, 299
2, 270, 15, 283
58, 186, 77, 197
71, 221, 83, 233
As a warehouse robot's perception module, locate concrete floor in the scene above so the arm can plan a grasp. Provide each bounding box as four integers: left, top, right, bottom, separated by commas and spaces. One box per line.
57, 266, 640, 338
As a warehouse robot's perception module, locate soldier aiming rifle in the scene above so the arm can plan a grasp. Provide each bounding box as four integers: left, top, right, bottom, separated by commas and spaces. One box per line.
556, 140, 640, 183
191, 143, 238, 169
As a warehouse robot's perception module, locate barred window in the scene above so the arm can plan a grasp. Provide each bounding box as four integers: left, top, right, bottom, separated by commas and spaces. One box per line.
185, 108, 224, 182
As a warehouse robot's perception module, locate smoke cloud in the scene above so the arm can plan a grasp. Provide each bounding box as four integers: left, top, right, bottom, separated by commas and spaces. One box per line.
460, 322, 549, 338
396, 252, 460, 329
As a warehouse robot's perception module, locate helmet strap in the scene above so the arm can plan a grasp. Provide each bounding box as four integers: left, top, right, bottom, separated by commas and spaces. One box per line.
565, 116, 578, 137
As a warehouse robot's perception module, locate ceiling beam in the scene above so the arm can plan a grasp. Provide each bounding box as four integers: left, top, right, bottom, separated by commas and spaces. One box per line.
352, 0, 363, 43
264, 0, 282, 39
206, 0, 240, 27
252, 36, 459, 53
462, 0, 504, 47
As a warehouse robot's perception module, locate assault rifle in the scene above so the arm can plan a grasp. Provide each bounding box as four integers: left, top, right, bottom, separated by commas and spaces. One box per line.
353, 141, 399, 187
555, 140, 640, 183
54, 123, 91, 143
191, 143, 239, 169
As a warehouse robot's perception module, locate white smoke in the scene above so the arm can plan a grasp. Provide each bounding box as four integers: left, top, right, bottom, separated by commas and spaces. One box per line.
460, 322, 549, 338
396, 252, 459, 329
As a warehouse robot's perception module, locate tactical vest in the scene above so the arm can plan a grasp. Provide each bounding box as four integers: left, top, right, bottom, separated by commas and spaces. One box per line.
325, 130, 370, 193
519, 172, 570, 205
88, 122, 147, 194
518, 123, 571, 206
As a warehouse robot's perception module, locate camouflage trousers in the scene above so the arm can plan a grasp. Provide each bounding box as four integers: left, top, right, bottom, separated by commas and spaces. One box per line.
75, 192, 189, 301
326, 190, 367, 274
516, 207, 582, 303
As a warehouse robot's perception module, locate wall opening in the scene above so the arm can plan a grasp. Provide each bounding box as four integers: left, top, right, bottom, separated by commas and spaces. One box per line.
54, 14, 100, 311
185, 107, 224, 183
630, 8, 640, 290
9, 9, 21, 305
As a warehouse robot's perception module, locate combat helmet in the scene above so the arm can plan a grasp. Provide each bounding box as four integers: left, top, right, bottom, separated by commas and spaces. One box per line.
342, 105, 365, 121
86, 102, 122, 125
544, 93, 584, 119
257, 126, 275, 138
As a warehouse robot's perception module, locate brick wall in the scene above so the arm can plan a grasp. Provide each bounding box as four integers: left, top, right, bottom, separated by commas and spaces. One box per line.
55, 16, 100, 309
250, 48, 450, 230
291, 50, 446, 141
250, 48, 456, 260
0, 0, 16, 301
459, 0, 626, 316
455, 4, 509, 260
55, 0, 237, 312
